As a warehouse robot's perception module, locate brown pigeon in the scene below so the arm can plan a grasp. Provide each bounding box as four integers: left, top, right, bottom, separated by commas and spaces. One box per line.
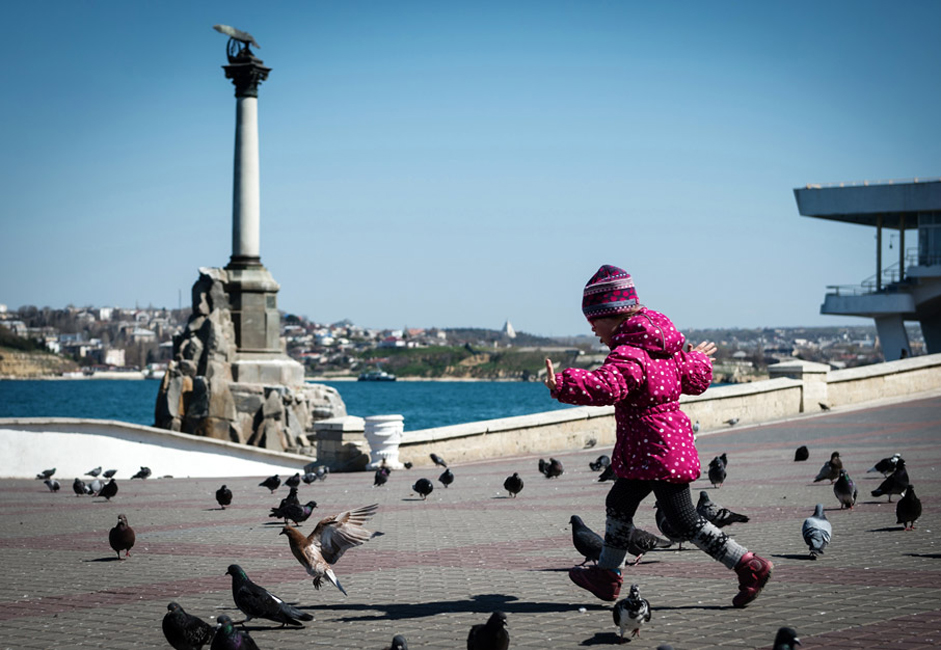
109, 514, 135, 559
280, 503, 381, 595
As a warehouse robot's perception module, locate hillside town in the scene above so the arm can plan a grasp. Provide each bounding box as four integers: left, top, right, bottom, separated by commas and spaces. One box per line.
0, 302, 926, 381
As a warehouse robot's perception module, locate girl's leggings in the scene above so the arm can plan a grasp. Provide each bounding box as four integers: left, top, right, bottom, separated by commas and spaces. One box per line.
599, 478, 746, 570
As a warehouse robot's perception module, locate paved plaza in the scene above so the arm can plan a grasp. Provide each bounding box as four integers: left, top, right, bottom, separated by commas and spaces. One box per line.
1, 392, 940, 649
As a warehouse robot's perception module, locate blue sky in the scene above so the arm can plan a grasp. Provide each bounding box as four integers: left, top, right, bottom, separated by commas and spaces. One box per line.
1, 1, 938, 336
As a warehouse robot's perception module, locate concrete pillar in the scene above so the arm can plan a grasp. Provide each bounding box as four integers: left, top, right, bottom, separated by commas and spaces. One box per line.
768, 360, 829, 412
874, 315, 910, 361
233, 96, 260, 262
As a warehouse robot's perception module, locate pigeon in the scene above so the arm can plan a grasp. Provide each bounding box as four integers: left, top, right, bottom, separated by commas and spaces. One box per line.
131, 466, 152, 480
725, 418, 739, 427
584, 437, 597, 449
225, 564, 313, 626
373, 467, 390, 487
697, 491, 749, 528
430, 453, 448, 468
871, 459, 909, 502
210, 614, 260, 650
279, 501, 319, 526
589, 455, 611, 472
438, 468, 454, 488
467, 611, 509, 650
269, 487, 301, 520
819, 402, 831, 411
813, 451, 842, 483
801, 504, 832, 559
868, 453, 902, 477
625, 527, 672, 565
382, 634, 409, 650
896, 485, 922, 531
98, 479, 118, 501
692, 420, 701, 435
216, 485, 232, 509
259, 475, 281, 493
72, 477, 86, 496
773, 626, 801, 650
43, 479, 60, 493
613, 584, 651, 641
212, 25, 261, 50
598, 464, 616, 482
36, 467, 56, 479
285, 472, 301, 488
539, 457, 564, 478
412, 478, 434, 500
85, 466, 102, 477
654, 502, 688, 550
403, 461, 413, 469
103, 469, 117, 478
503, 473, 523, 497
87, 478, 103, 495
794, 445, 809, 462
833, 469, 858, 509
162, 601, 214, 650
109, 514, 135, 559
708, 455, 727, 488
569, 515, 603, 565
280, 503, 381, 595
302, 472, 317, 485
315, 466, 329, 481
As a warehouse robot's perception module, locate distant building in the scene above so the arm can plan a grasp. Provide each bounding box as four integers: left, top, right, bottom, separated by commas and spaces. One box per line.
104, 348, 126, 367
502, 319, 516, 339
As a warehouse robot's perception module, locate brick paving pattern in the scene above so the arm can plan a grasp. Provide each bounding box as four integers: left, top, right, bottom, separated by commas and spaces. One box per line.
1, 394, 939, 649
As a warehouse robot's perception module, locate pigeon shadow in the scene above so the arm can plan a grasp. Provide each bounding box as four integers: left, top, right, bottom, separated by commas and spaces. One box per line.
400, 497, 429, 502
907, 553, 941, 559
869, 526, 906, 533
533, 567, 573, 573
656, 604, 729, 611
85, 557, 121, 563
772, 553, 817, 561
237, 622, 310, 633
862, 500, 891, 505
306, 594, 608, 622
580, 631, 625, 645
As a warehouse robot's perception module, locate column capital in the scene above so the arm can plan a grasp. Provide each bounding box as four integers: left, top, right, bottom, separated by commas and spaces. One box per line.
223, 51, 271, 98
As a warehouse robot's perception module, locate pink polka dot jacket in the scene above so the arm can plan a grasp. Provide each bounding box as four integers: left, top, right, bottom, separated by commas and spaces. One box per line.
550, 308, 712, 483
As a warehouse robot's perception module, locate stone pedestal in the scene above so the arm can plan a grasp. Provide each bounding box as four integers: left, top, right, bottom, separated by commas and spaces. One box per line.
769, 360, 830, 412
312, 416, 368, 471
364, 414, 405, 470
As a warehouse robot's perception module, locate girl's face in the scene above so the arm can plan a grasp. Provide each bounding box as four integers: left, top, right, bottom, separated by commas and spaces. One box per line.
590, 316, 623, 348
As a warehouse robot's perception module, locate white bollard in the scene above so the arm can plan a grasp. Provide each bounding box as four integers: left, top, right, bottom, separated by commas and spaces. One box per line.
364, 414, 405, 470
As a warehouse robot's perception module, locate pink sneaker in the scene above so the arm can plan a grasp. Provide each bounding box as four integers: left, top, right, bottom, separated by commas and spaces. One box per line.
568, 566, 622, 602
733, 552, 773, 608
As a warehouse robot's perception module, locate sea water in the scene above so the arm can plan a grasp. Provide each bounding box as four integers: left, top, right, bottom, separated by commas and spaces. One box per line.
0, 379, 573, 431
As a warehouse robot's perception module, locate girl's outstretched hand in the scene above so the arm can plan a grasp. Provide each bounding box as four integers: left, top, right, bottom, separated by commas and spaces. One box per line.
688, 341, 717, 359
544, 358, 557, 391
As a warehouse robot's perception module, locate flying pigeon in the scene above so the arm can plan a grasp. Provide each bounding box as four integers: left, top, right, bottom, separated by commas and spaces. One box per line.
801, 504, 832, 559
625, 527, 672, 565
430, 453, 448, 468
210, 614, 260, 650
708, 455, 727, 488
216, 485, 232, 509
503, 473, 523, 497
103, 469, 117, 478
373, 467, 390, 487
382, 634, 409, 650
162, 601, 214, 650
813, 451, 842, 483
467, 611, 509, 650
412, 478, 434, 500
131, 466, 151, 480
598, 464, 616, 482
109, 514, 135, 559
212, 24, 260, 50
697, 491, 749, 528
72, 478, 86, 496
44, 479, 60, 493
833, 469, 858, 509
225, 564, 313, 626
868, 453, 902, 477
794, 445, 809, 462
285, 473, 301, 489
302, 472, 317, 485
36, 467, 56, 479
259, 475, 281, 493
654, 502, 688, 550
613, 583, 651, 641
871, 459, 910, 502
896, 485, 922, 530
589, 455, 611, 472
539, 457, 564, 478
85, 466, 102, 477
773, 626, 801, 650
569, 515, 603, 565
280, 503, 381, 595
438, 468, 454, 488
725, 418, 739, 427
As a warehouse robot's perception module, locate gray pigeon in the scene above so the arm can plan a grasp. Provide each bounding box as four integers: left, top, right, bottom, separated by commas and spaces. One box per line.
871, 458, 909, 502
868, 453, 902, 477
801, 504, 832, 559
131, 466, 152, 480
697, 490, 749, 527
773, 626, 801, 650
654, 502, 688, 550
708, 454, 727, 488
625, 527, 672, 565
896, 485, 922, 531
467, 611, 509, 650
36, 468, 56, 479
589, 455, 611, 472
833, 469, 858, 509
87, 478, 103, 495
72, 478, 86, 496
569, 515, 603, 565
813, 451, 842, 483
438, 468, 454, 488
162, 601, 214, 650
725, 418, 739, 427
44, 479, 60, 492
430, 453, 447, 468
85, 466, 102, 477
225, 564, 312, 626
103, 469, 117, 478
613, 583, 651, 641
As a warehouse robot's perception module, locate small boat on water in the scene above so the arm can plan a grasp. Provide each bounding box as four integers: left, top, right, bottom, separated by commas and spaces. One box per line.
358, 369, 396, 382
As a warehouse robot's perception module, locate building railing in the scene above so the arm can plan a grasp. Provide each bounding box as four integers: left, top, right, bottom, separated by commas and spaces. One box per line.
826, 249, 919, 296
803, 177, 941, 189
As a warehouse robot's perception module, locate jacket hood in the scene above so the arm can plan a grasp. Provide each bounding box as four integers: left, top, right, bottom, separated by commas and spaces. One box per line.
610, 308, 685, 356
